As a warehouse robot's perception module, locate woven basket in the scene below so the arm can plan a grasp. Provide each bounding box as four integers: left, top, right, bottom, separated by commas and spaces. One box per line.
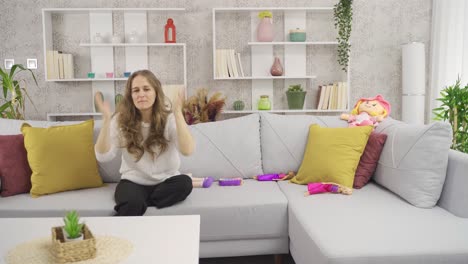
51, 224, 96, 263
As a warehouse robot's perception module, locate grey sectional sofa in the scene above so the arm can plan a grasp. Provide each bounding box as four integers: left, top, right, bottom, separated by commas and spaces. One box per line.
1, 113, 467, 263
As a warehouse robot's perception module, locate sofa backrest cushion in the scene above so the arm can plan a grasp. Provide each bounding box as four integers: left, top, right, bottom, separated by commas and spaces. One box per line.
291, 124, 373, 189
21, 120, 103, 197
354, 132, 388, 189
180, 114, 263, 179
0, 118, 122, 183
260, 113, 347, 174
0, 134, 32, 197
374, 118, 452, 208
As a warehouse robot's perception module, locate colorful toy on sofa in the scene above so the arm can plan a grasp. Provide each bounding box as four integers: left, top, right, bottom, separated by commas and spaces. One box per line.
192, 177, 214, 188
340, 94, 391, 128
219, 178, 243, 186
253, 171, 295, 181
305, 182, 352, 196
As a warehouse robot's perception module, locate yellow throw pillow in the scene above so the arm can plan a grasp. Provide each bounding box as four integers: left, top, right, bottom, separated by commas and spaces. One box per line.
21, 120, 103, 197
291, 124, 373, 189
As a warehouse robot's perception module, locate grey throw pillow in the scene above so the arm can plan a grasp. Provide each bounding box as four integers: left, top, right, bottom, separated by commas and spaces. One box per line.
180, 114, 263, 179
374, 118, 452, 208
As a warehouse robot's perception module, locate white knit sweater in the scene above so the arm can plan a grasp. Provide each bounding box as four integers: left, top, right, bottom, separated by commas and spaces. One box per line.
95, 113, 180, 185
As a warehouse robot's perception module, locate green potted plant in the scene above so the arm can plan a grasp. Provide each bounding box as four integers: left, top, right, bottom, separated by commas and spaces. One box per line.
286, 84, 306, 110
62, 210, 84, 242
0, 64, 38, 119
334, 0, 353, 72
433, 77, 468, 153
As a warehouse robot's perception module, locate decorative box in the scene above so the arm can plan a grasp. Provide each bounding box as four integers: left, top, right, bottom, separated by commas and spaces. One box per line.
289, 28, 306, 42
51, 224, 96, 263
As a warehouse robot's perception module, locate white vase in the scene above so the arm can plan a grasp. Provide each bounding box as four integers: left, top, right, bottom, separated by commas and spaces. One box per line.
62, 227, 84, 242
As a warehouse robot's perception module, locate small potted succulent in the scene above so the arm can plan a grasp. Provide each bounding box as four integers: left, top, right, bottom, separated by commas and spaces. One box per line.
62, 210, 84, 242
51, 210, 96, 262
233, 100, 245, 111
286, 84, 306, 110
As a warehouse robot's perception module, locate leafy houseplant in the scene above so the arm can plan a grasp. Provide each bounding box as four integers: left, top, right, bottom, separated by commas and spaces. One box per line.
334, 0, 353, 72
0, 64, 38, 119
63, 210, 84, 241
286, 84, 306, 110
433, 77, 468, 153
183, 88, 226, 125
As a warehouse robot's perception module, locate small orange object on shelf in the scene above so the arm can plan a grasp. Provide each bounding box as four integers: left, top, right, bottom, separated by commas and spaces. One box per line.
164, 18, 176, 43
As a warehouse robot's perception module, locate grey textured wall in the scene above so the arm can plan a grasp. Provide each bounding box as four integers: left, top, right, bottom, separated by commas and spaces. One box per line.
0, 0, 432, 120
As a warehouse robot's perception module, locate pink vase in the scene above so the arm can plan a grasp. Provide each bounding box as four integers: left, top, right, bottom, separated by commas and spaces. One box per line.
257, 18, 274, 42
270, 57, 283, 76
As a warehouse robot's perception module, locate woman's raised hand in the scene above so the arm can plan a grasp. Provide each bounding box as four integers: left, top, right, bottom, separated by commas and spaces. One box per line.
173, 89, 185, 114
94, 92, 112, 120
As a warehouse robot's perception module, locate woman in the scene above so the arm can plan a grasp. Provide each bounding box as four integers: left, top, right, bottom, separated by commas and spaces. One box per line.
94, 70, 195, 216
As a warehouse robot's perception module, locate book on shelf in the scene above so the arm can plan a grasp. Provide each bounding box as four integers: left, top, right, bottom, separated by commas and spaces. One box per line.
236, 52, 245, 77
215, 49, 245, 78
46, 50, 74, 79
316, 82, 348, 110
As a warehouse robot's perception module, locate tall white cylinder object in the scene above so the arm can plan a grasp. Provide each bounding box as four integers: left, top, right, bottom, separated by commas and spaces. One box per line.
402, 42, 426, 124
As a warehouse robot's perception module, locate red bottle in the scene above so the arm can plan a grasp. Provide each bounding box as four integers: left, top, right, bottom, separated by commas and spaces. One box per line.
164, 18, 176, 43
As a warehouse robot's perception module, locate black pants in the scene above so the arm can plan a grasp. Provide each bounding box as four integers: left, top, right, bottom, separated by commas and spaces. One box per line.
114, 174, 192, 216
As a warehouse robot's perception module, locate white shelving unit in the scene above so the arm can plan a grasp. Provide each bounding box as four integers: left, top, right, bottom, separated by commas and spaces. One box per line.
212, 7, 350, 113
42, 8, 186, 120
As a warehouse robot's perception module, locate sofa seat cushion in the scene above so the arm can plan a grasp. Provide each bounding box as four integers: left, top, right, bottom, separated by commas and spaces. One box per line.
145, 179, 288, 242
278, 181, 468, 264
0, 184, 116, 217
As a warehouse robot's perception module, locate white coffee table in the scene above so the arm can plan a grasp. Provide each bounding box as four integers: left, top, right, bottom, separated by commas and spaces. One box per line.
0, 215, 200, 264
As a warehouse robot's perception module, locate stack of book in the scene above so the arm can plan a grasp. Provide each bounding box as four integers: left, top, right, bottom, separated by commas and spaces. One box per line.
316, 82, 348, 110
215, 49, 245, 78
46, 50, 74, 79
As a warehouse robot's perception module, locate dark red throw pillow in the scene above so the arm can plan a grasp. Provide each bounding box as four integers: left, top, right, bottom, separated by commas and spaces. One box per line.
0, 135, 32, 197
354, 132, 387, 189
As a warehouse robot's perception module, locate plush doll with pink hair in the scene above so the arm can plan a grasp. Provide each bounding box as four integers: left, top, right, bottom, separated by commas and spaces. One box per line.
340, 95, 391, 128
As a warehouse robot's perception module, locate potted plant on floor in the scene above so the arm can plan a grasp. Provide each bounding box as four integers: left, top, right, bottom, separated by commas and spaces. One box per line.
286, 84, 306, 110
433, 77, 468, 153
0, 64, 38, 119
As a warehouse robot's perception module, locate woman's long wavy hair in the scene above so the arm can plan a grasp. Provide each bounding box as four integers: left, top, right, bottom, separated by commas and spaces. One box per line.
117, 70, 171, 162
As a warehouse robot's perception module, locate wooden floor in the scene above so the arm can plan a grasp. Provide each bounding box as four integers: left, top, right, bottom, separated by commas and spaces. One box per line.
200, 254, 296, 264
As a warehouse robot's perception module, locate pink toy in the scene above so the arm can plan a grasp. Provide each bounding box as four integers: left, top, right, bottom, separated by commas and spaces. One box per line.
340, 95, 391, 128
219, 178, 243, 186
305, 182, 352, 196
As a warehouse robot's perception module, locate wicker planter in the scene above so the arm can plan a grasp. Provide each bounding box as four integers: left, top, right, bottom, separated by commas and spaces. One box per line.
51, 224, 96, 263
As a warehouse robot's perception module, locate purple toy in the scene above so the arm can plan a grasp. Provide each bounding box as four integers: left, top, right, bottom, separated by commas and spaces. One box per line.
219, 178, 243, 186
202, 177, 214, 188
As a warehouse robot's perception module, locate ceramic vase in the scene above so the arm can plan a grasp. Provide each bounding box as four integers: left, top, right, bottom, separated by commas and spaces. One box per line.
257, 18, 274, 42
270, 57, 283, 76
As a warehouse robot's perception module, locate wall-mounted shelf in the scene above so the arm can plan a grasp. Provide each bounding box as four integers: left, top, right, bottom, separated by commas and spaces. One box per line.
42, 7, 187, 119
214, 76, 317, 80
223, 109, 347, 114
47, 78, 129, 82
79, 43, 186, 47
247, 41, 338, 45
47, 112, 103, 122
212, 7, 350, 113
